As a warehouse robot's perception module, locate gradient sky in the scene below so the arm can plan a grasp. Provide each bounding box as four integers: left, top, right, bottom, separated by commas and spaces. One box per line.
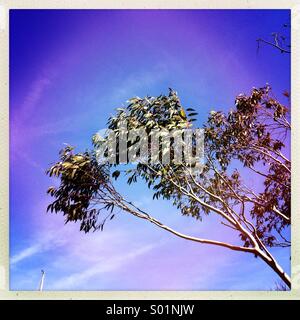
10, 9, 291, 290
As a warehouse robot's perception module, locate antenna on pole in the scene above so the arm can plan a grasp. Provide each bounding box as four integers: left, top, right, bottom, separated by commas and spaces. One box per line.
38, 269, 45, 291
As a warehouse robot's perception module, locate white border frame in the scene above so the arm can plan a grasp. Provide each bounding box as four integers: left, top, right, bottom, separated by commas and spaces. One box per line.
0, 0, 299, 300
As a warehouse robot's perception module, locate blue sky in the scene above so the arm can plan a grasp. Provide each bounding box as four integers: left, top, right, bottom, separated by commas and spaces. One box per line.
10, 9, 290, 290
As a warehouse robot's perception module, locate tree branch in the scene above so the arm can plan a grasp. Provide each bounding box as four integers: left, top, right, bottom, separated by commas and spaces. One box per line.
257, 38, 291, 54
120, 198, 255, 254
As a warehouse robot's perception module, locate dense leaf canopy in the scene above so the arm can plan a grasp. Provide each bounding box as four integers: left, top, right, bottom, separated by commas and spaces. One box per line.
47, 87, 290, 250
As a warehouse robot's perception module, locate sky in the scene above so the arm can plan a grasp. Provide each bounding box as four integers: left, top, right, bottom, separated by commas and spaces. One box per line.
9, 9, 291, 290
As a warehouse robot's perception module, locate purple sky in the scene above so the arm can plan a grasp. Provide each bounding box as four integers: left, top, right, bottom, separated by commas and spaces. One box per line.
10, 9, 290, 290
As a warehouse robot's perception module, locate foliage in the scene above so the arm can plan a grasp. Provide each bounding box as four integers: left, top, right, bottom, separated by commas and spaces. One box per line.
46, 146, 114, 232
46, 86, 291, 287
204, 86, 290, 247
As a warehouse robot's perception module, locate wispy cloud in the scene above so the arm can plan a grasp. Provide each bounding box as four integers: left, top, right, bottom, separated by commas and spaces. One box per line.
21, 77, 51, 118
10, 70, 55, 167
10, 225, 68, 266
11, 244, 43, 265
12, 69, 55, 125
10, 210, 160, 288
50, 243, 157, 290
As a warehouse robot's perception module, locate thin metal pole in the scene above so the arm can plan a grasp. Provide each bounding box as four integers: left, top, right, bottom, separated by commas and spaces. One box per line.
38, 270, 45, 291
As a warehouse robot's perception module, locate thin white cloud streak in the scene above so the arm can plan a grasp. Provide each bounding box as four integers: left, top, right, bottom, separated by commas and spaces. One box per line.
11, 244, 43, 265
10, 209, 153, 266
10, 211, 84, 267
50, 243, 157, 290
12, 71, 54, 126
21, 77, 51, 118
10, 227, 67, 266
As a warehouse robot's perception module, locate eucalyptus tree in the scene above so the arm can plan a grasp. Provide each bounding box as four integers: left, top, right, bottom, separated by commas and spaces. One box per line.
47, 86, 291, 287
